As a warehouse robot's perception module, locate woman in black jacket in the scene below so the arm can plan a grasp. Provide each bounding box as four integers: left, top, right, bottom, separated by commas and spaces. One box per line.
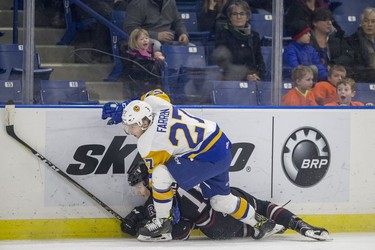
214, 0, 265, 81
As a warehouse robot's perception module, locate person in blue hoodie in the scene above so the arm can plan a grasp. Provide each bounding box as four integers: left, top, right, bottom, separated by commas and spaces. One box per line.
283, 20, 328, 81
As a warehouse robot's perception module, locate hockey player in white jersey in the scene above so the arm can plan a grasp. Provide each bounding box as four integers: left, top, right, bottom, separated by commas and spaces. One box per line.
102, 89, 284, 241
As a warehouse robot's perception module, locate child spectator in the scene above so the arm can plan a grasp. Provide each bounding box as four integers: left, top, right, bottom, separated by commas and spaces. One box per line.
313, 65, 346, 105
283, 20, 328, 81
282, 65, 318, 106
121, 28, 165, 96
325, 78, 364, 106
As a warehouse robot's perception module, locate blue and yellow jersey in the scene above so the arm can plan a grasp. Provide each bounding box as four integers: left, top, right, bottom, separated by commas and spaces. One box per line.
138, 89, 232, 172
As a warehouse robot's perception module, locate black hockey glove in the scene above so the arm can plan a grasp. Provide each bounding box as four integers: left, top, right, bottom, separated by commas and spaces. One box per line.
120, 206, 145, 236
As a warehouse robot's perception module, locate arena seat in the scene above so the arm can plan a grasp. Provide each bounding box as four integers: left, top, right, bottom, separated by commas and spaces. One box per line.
332, 0, 375, 17
333, 14, 359, 37
0, 80, 22, 104
180, 11, 211, 45
353, 82, 375, 106
175, 65, 221, 104
161, 45, 207, 95
0, 44, 53, 81
212, 80, 258, 106
250, 13, 273, 39
40, 80, 99, 105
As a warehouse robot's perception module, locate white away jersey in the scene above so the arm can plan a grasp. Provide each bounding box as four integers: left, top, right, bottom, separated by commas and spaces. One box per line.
137, 90, 231, 171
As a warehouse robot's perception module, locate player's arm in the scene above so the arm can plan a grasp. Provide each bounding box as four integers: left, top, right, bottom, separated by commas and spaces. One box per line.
101, 89, 171, 125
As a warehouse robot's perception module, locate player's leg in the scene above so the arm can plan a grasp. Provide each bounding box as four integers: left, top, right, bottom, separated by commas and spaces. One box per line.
231, 187, 330, 240
207, 186, 284, 239
138, 164, 174, 241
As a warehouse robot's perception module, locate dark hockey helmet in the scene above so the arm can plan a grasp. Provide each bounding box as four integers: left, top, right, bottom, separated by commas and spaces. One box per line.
127, 162, 149, 186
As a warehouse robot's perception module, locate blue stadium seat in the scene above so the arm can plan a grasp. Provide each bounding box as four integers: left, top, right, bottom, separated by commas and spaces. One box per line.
250, 13, 273, 39
257, 81, 294, 106
175, 65, 221, 104
161, 45, 207, 94
333, 14, 359, 37
261, 46, 272, 81
176, 0, 202, 12
0, 44, 53, 81
180, 12, 211, 44
0, 80, 22, 104
256, 81, 275, 106
353, 82, 375, 105
212, 80, 257, 106
281, 81, 295, 96
0, 44, 54, 103
332, 0, 375, 17
40, 80, 99, 105
106, 10, 128, 81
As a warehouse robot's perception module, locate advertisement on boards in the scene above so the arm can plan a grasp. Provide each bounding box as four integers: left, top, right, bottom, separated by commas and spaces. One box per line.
45, 108, 350, 210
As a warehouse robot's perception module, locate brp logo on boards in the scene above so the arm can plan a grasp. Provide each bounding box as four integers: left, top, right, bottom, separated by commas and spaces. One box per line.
282, 127, 330, 187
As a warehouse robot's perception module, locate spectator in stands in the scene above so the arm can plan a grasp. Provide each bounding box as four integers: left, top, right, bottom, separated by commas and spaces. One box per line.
324, 78, 364, 106
346, 7, 375, 82
198, 0, 272, 38
214, 0, 265, 81
282, 65, 318, 106
310, 8, 354, 70
124, 0, 190, 52
121, 28, 165, 96
313, 65, 346, 105
283, 20, 328, 81
198, 0, 229, 36
285, 0, 344, 37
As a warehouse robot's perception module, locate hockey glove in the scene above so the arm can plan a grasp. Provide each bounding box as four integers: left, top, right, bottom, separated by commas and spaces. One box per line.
101, 102, 125, 125
121, 206, 145, 236
101, 98, 140, 125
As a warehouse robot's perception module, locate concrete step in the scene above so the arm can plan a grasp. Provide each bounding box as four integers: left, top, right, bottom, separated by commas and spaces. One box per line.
86, 81, 130, 103
36, 45, 76, 64
0, 10, 22, 27
0, 27, 66, 45
44, 63, 115, 82
0, 0, 13, 10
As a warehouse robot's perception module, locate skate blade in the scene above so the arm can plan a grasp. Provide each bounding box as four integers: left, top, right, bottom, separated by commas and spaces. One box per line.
263, 224, 285, 238
137, 233, 172, 242
305, 230, 332, 241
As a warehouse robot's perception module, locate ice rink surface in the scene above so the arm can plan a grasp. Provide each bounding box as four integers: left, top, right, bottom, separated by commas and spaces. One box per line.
0, 233, 374, 250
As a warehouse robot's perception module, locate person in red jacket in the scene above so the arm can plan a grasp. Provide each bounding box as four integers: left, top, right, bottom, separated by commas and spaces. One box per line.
325, 78, 365, 106
282, 65, 318, 106
313, 65, 346, 105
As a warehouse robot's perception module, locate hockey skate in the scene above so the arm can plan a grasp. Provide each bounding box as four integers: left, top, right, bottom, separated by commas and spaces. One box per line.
137, 217, 172, 242
252, 213, 285, 240
291, 217, 331, 241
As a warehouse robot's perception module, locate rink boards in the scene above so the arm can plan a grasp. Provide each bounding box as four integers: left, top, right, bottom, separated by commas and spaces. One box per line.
0, 105, 374, 239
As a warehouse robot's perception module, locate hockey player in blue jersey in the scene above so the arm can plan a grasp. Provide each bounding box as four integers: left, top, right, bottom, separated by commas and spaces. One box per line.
102, 89, 283, 241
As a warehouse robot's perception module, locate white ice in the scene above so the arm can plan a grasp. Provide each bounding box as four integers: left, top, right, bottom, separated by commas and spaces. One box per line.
0, 233, 374, 250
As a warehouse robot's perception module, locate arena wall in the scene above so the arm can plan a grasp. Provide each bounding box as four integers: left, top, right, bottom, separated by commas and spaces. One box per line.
0, 106, 374, 239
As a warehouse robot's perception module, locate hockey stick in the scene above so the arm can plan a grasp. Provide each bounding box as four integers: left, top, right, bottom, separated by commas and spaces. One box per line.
4, 102, 124, 221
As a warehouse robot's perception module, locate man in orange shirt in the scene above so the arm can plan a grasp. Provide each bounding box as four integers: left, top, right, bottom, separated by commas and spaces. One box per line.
282, 65, 318, 106
313, 65, 347, 105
